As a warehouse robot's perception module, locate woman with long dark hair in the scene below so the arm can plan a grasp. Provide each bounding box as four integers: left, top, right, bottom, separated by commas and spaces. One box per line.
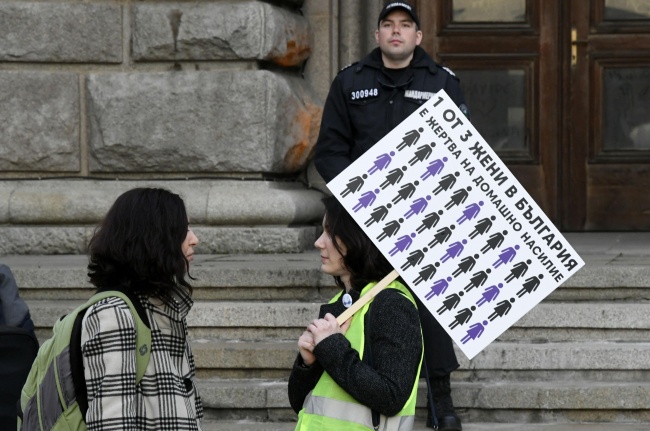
288, 196, 423, 430
82, 187, 203, 429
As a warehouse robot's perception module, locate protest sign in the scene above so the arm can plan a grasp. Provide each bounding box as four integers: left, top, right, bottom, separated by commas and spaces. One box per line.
328, 90, 585, 360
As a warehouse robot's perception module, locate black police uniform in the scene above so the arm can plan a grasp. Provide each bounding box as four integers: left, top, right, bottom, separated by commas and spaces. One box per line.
314, 45, 469, 183
314, 45, 470, 380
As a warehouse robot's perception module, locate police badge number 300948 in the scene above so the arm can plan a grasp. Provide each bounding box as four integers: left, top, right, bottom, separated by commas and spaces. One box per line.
350, 88, 379, 101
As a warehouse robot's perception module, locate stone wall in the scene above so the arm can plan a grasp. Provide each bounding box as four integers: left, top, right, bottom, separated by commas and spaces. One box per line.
0, 0, 318, 177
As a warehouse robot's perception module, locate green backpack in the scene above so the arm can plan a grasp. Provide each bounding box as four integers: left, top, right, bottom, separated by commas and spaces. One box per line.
18, 289, 151, 431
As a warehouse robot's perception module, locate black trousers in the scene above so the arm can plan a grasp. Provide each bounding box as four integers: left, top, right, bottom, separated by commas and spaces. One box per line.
413, 294, 460, 377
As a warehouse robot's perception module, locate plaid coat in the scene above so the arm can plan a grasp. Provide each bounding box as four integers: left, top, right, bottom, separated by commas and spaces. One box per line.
81, 288, 203, 430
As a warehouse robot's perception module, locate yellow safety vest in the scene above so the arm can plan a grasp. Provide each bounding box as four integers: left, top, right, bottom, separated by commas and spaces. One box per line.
295, 280, 423, 431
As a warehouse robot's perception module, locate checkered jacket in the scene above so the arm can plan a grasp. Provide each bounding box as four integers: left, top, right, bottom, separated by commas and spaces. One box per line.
81, 288, 203, 430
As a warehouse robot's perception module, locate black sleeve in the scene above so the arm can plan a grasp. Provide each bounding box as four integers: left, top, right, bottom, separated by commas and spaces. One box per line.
443, 73, 471, 120
313, 289, 422, 416
313, 75, 354, 183
287, 353, 325, 414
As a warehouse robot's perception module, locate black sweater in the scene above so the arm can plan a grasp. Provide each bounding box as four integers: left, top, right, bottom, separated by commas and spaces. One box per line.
287, 287, 422, 416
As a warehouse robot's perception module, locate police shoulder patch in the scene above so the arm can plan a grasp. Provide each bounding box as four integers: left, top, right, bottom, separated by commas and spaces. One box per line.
339, 62, 359, 74
442, 66, 457, 77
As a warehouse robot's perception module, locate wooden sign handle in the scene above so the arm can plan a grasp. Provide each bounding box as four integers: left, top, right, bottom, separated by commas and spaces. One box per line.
336, 269, 400, 325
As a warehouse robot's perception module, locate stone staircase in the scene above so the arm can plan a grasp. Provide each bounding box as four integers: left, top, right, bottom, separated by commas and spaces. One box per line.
5, 232, 650, 430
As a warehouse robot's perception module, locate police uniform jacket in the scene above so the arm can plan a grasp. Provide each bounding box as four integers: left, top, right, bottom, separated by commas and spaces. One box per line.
314, 46, 469, 182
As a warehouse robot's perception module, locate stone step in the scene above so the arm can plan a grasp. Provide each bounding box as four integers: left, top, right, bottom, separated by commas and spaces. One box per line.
202, 421, 650, 431
5, 250, 650, 301
195, 378, 650, 423
0, 179, 324, 254
0, 225, 319, 255
190, 340, 650, 379
27, 299, 650, 342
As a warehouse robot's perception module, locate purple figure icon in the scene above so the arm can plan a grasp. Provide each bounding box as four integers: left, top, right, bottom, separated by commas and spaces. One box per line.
401, 247, 428, 271
505, 259, 533, 282
414, 263, 440, 285
449, 306, 476, 330
409, 143, 435, 166
428, 225, 455, 248
377, 218, 403, 242
469, 215, 496, 239
389, 232, 416, 256
457, 201, 485, 225
480, 230, 507, 254
424, 276, 453, 300
476, 283, 504, 307
452, 254, 480, 277
517, 274, 544, 298
437, 292, 464, 314
341, 174, 368, 198
397, 127, 424, 151
433, 172, 460, 195
392, 181, 419, 204
463, 269, 492, 292
404, 195, 432, 219
444, 186, 471, 210
461, 321, 488, 344
488, 298, 515, 321
416, 210, 444, 233
421, 157, 448, 181
380, 167, 407, 189
352, 188, 380, 212
440, 239, 467, 263
493, 245, 521, 268
368, 151, 395, 175
364, 203, 392, 227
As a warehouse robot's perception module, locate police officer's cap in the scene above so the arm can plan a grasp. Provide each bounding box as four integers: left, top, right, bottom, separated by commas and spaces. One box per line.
378, 2, 420, 28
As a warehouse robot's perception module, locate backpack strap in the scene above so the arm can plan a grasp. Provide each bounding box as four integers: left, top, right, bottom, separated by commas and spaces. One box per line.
70, 287, 152, 418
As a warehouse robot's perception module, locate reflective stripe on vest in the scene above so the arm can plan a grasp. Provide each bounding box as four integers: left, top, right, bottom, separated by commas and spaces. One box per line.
296, 280, 422, 431
302, 392, 416, 431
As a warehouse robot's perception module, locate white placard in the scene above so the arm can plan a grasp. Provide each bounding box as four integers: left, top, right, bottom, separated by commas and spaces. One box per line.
328, 90, 585, 360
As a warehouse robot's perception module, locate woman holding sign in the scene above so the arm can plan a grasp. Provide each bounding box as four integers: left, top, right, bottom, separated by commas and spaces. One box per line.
288, 196, 423, 430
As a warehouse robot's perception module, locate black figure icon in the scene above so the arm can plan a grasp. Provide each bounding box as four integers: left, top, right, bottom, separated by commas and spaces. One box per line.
428, 225, 455, 248
392, 181, 419, 204
401, 247, 429, 271
413, 263, 440, 285
416, 210, 444, 233
449, 306, 476, 330
437, 291, 464, 315
452, 253, 480, 277
463, 269, 492, 292
341, 174, 368, 197
364, 203, 392, 227
409, 142, 436, 165
380, 167, 407, 189
488, 298, 515, 321
480, 231, 508, 254
397, 127, 424, 151
505, 259, 533, 282
444, 186, 472, 210
516, 274, 544, 298
377, 218, 404, 242
433, 172, 460, 195
469, 215, 497, 239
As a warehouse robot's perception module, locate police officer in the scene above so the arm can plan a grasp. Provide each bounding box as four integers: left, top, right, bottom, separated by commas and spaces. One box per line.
313, 2, 468, 430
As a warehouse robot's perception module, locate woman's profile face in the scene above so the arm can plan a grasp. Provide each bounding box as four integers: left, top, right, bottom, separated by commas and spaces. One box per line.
182, 224, 199, 263
314, 216, 350, 279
